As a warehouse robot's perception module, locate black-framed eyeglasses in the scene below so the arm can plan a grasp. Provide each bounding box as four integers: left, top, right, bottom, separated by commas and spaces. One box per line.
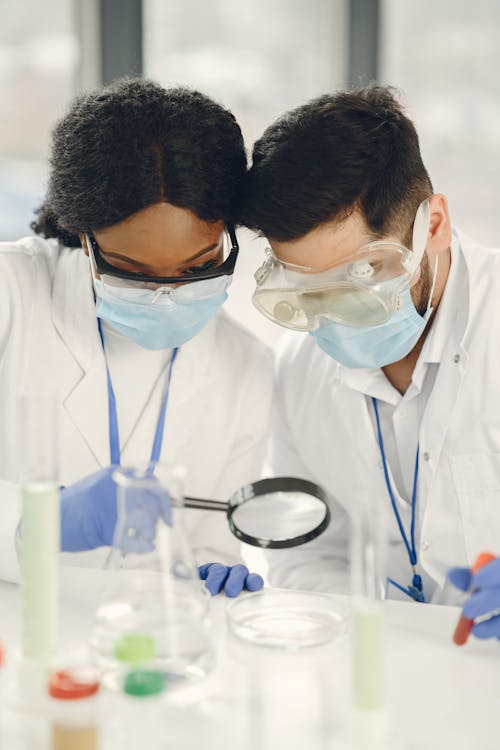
87, 224, 239, 285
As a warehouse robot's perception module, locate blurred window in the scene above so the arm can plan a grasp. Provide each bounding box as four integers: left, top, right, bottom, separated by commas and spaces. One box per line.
143, 0, 347, 344
0, 2, 78, 240
143, 0, 346, 146
380, 0, 500, 245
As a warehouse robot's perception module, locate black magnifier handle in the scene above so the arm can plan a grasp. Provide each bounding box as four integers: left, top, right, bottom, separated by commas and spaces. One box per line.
184, 497, 229, 512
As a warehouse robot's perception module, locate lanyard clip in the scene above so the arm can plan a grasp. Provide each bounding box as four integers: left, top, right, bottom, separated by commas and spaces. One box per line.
410, 570, 425, 602
408, 585, 426, 603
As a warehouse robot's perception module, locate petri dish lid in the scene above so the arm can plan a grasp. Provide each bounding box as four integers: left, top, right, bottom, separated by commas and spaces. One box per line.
226, 589, 347, 649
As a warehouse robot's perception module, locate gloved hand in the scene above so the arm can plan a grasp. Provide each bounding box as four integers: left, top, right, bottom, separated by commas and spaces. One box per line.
61, 466, 171, 553
61, 466, 119, 552
199, 563, 264, 597
448, 558, 500, 639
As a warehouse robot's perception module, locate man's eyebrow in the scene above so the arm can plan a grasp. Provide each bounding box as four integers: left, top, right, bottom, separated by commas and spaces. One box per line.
101, 242, 221, 269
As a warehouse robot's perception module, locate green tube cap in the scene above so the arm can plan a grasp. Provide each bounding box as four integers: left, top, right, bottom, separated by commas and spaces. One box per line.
123, 670, 167, 697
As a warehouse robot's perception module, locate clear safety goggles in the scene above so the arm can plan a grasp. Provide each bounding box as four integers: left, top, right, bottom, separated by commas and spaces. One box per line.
86, 225, 237, 304
252, 200, 431, 330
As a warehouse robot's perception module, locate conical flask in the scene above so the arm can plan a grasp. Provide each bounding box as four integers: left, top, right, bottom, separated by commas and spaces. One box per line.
90, 463, 214, 688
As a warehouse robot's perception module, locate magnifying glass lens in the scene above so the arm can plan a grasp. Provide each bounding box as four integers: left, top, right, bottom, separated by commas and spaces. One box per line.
231, 490, 328, 547
185, 477, 330, 549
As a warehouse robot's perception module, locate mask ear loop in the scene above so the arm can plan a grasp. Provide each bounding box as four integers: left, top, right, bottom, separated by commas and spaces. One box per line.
85, 234, 100, 286
85, 234, 104, 307
426, 256, 439, 313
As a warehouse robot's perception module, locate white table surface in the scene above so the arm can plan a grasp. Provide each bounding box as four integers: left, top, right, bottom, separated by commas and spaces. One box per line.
1, 568, 499, 750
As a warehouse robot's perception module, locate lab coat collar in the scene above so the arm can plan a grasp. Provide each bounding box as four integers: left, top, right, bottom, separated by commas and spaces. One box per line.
338, 365, 395, 403
52, 246, 101, 371
51, 246, 216, 467
404, 229, 471, 484
452, 226, 491, 351
420, 231, 463, 365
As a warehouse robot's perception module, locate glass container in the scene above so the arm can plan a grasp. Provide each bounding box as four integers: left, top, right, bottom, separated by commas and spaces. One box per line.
90, 463, 214, 689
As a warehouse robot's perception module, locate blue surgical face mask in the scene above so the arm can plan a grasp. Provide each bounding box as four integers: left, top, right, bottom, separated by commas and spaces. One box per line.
94, 276, 230, 350
310, 277, 435, 369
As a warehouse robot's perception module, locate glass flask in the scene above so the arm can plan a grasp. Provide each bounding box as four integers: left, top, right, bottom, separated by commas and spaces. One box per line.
89, 463, 214, 689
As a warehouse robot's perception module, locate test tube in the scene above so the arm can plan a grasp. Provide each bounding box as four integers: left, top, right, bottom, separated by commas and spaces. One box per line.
48, 668, 100, 750
350, 495, 388, 712
453, 552, 495, 646
18, 390, 60, 665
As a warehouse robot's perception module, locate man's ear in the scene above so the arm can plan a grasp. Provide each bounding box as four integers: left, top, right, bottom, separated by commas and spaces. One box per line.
427, 194, 451, 255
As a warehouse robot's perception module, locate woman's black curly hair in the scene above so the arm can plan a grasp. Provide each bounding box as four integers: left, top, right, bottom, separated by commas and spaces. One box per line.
32, 78, 247, 247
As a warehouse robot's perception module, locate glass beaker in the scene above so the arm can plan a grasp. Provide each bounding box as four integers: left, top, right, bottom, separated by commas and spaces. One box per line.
89, 463, 214, 689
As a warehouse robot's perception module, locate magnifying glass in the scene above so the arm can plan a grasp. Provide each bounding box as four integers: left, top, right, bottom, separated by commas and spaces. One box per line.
184, 477, 330, 549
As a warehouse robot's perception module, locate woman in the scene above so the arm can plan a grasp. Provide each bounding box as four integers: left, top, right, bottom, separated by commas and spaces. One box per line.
0, 78, 271, 595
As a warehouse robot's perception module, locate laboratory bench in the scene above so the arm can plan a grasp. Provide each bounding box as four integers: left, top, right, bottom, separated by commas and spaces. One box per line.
0, 568, 498, 750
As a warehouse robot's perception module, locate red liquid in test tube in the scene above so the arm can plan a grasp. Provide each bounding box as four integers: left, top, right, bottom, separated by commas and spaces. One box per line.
453, 551, 496, 646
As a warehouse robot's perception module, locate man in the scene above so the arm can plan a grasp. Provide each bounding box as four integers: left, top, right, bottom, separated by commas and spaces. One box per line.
241, 86, 500, 638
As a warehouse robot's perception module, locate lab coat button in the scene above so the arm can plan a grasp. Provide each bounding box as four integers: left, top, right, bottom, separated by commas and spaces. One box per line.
423, 452, 430, 462
453, 354, 460, 363
421, 540, 430, 551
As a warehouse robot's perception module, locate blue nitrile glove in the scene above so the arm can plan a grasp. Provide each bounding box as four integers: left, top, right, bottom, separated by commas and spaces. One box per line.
61, 467, 171, 553
198, 563, 264, 597
61, 466, 119, 552
448, 559, 500, 639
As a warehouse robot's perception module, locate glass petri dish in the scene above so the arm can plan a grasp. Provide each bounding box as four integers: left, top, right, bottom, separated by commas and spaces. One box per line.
226, 589, 347, 649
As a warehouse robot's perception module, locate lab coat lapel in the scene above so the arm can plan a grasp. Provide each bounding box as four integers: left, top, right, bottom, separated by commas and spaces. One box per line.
52, 248, 110, 467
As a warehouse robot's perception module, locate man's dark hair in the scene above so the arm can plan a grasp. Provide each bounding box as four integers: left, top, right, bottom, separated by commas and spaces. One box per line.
240, 86, 433, 245
32, 78, 246, 247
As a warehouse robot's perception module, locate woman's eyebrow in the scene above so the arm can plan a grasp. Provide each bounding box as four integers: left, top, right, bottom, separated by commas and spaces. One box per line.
102, 242, 221, 269
180, 243, 221, 264
101, 251, 154, 271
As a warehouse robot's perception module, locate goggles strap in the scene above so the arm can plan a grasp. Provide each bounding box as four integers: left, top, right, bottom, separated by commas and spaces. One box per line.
407, 199, 431, 273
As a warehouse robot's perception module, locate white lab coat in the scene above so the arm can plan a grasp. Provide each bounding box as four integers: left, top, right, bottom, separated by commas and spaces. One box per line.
266, 230, 500, 600
0, 236, 273, 582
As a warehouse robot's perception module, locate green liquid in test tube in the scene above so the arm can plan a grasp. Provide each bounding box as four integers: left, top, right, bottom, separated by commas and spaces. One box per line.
18, 391, 60, 665
20, 481, 59, 662
352, 600, 384, 710
350, 495, 387, 713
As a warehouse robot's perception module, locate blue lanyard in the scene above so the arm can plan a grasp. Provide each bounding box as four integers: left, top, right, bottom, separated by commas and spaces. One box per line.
371, 396, 425, 603
98, 318, 179, 465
